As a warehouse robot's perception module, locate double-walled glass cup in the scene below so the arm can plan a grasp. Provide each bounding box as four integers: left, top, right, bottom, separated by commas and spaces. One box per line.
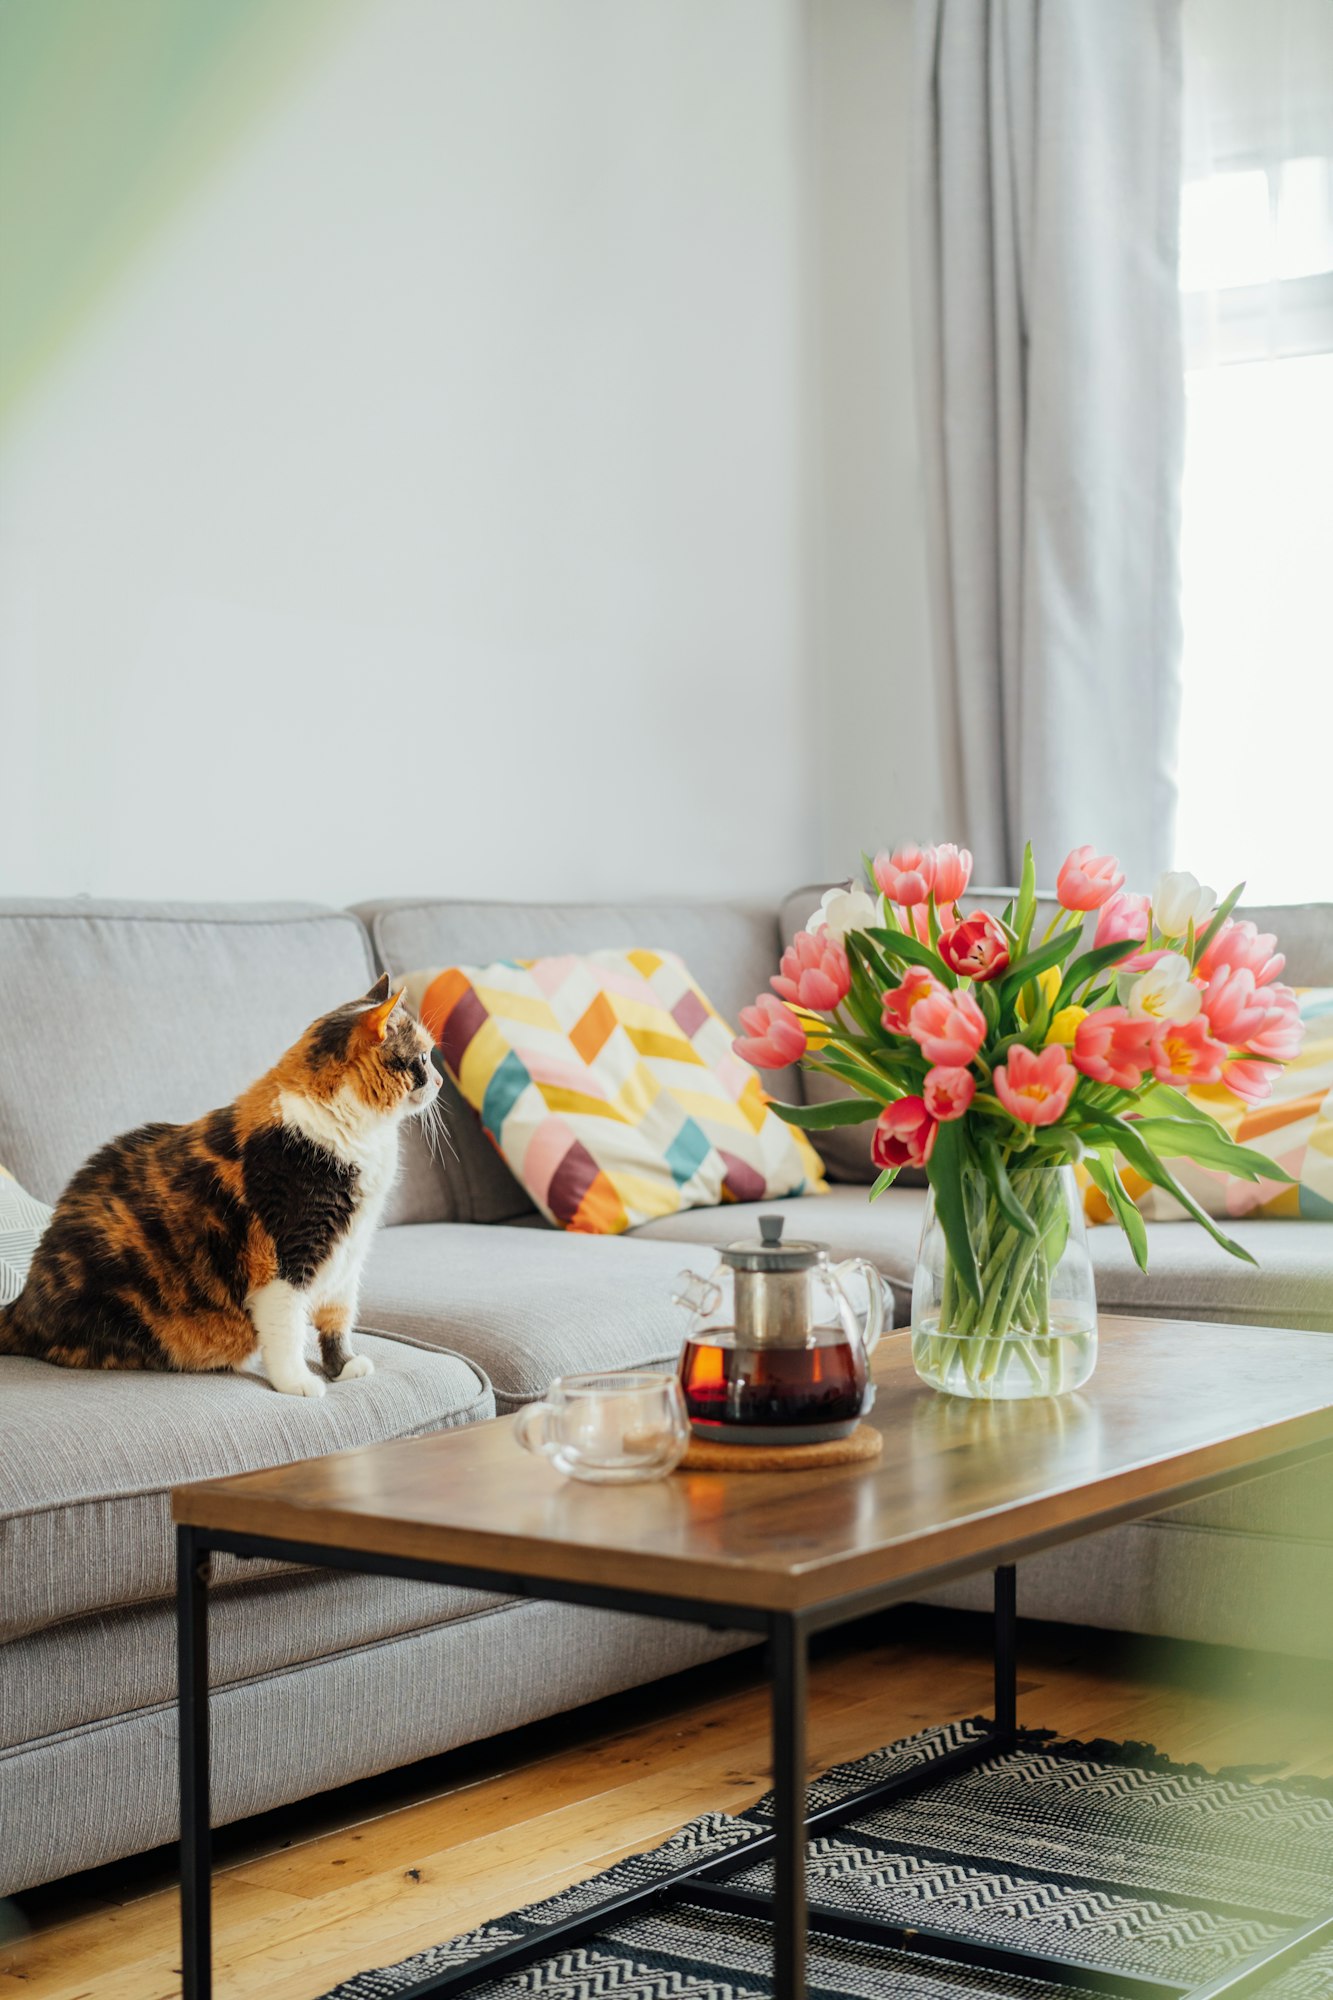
513, 1370, 690, 1483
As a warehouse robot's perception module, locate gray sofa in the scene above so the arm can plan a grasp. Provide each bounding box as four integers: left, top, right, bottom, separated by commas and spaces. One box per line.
1, 889, 1330, 1896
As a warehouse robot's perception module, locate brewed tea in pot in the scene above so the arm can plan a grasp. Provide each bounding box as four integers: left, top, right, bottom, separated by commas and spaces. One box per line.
673, 1214, 887, 1444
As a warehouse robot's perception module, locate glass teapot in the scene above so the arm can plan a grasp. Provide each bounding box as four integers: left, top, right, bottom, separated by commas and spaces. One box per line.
673, 1214, 887, 1445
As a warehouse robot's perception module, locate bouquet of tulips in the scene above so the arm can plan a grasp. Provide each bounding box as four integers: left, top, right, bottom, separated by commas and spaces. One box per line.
734, 841, 1302, 1394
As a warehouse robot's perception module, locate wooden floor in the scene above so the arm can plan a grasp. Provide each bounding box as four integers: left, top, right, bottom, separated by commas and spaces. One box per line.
4, 1605, 1332, 2000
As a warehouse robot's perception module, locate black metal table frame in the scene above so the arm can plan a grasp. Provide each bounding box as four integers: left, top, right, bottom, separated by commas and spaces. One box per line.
177, 1524, 1333, 2000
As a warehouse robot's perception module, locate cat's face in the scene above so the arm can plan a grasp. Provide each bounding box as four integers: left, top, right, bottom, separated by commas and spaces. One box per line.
298, 977, 442, 1121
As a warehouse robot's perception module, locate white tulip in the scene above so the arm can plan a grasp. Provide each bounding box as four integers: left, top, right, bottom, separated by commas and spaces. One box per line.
807, 885, 877, 944
1153, 869, 1215, 939
1122, 951, 1202, 1024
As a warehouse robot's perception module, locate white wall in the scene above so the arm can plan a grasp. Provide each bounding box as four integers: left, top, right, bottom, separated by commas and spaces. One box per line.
0, 0, 932, 910
804, 0, 946, 877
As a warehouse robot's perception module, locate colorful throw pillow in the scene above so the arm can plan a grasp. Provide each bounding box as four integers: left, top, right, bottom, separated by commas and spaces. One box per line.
1082, 988, 1333, 1226
0, 1163, 53, 1307
405, 950, 826, 1233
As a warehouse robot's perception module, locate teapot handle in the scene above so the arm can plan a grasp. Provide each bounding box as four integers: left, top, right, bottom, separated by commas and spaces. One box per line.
831, 1257, 887, 1356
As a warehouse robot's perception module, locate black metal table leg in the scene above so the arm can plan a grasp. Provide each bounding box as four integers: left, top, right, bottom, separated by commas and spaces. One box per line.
178, 1525, 213, 2000
994, 1563, 1017, 1744
770, 1613, 809, 2000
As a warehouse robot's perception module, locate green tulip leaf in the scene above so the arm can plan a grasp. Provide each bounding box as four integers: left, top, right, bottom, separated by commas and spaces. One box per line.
769, 1097, 883, 1130
925, 1120, 982, 1303
1083, 1150, 1151, 1272
1125, 1117, 1293, 1184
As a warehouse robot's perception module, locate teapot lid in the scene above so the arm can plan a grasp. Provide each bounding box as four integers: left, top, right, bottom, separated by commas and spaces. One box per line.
720, 1212, 825, 1273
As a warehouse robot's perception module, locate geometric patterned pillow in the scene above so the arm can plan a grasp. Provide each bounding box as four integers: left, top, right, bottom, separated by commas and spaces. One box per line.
1082, 987, 1333, 1225
405, 948, 826, 1234
0, 1162, 53, 1306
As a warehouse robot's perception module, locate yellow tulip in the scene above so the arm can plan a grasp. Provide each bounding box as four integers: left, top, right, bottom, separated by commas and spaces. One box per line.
1046, 1005, 1088, 1047
1016, 966, 1061, 1024
792, 1007, 833, 1050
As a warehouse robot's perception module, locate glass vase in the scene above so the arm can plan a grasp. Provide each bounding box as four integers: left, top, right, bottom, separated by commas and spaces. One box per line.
910, 1163, 1097, 1400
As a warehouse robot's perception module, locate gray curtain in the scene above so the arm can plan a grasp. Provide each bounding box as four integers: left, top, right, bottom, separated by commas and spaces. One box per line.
912, 0, 1186, 887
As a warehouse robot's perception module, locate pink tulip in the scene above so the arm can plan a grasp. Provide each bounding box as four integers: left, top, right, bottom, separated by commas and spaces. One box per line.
873, 843, 936, 906
1196, 919, 1285, 988
871, 1095, 937, 1170
733, 994, 807, 1069
932, 843, 973, 903
881, 965, 944, 1037
1148, 1016, 1228, 1088
1094, 891, 1151, 955
1056, 845, 1126, 912
1072, 1007, 1155, 1090
1243, 982, 1303, 1062
771, 930, 851, 1013
896, 901, 956, 944
923, 1065, 976, 1121
939, 911, 1010, 982
908, 987, 988, 1067
993, 1044, 1078, 1126
1117, 942, 1170, 975
1198, 965, 1273, 1048
1221, 1058, 1276, 1106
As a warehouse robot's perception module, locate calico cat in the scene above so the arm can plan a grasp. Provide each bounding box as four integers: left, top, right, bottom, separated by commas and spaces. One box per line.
0, 975, 441, 1397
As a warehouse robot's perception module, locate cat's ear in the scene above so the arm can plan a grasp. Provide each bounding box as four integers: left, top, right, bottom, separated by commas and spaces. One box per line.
361, 988, 407, 1043
363, 973, 391, 1004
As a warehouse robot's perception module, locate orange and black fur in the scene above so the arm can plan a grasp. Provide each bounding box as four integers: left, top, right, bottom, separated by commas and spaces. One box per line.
0, 976, 441, 1396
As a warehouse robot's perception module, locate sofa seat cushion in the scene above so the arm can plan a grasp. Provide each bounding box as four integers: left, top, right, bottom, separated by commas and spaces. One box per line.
359, 1223, 697, 1410
1, 1567, 506, 1750
631, 1188, 1333, 1330
0, 899, 376, 1204
0, 1330, 490, 1642
0, 1599, 748, 1898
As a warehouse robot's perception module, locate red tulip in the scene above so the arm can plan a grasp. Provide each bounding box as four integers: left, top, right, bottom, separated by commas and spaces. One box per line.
871, 1096, 937, 1170
939, 911, 1010, 981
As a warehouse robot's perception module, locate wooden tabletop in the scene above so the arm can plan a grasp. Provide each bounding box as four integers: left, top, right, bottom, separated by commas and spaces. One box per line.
174, 1316, 1333, 1616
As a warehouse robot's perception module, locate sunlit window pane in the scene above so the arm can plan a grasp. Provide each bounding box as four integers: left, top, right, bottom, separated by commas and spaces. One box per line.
1180, 169, 1273, 291
1174, 352, 1333, 904
1275, 155, 1333, 281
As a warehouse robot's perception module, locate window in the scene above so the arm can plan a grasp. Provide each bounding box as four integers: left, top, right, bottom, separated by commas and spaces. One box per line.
1173, 0, 1333, 905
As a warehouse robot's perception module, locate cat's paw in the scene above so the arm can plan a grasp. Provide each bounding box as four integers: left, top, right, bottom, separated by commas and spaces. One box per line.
273, 1370, 327, 1399
336, 1354, 374, 1382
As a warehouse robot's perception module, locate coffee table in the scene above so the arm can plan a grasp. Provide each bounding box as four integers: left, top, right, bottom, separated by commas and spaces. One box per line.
173, 1314, 1333, 2000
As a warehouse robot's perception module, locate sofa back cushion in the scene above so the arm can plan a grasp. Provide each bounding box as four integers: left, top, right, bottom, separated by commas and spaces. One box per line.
778, 883, 1333, 1184
356, 898, 790, 1224
0, 900, 376, 1202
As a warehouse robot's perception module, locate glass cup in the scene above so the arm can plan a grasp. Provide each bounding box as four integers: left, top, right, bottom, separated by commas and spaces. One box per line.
513, 1370, 690, 1483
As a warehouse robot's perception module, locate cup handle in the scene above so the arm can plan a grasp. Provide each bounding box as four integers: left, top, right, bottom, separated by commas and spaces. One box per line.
833, 1257, 888, 1356
513, 1401, 558, 1458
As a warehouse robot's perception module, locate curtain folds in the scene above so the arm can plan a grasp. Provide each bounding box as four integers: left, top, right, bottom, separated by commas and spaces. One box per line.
912, 0, 1186, 886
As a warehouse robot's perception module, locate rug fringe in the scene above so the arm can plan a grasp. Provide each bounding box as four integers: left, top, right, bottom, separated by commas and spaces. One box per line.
981, 1716, 1333, 1804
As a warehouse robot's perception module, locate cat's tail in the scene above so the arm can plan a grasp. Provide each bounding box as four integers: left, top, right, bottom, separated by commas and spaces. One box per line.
0, 1300, 33, 1354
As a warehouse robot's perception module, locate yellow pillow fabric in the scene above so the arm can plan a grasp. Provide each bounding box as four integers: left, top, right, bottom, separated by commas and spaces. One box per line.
1082, 987, 1333, 1225
406, 949, 825, 1233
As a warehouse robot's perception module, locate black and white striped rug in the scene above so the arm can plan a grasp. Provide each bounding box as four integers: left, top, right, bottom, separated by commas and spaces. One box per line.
321, 1718, 1333, 1999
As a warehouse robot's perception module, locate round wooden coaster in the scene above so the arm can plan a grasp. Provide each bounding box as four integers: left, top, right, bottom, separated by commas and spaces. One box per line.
679, 1423, 883, 1474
